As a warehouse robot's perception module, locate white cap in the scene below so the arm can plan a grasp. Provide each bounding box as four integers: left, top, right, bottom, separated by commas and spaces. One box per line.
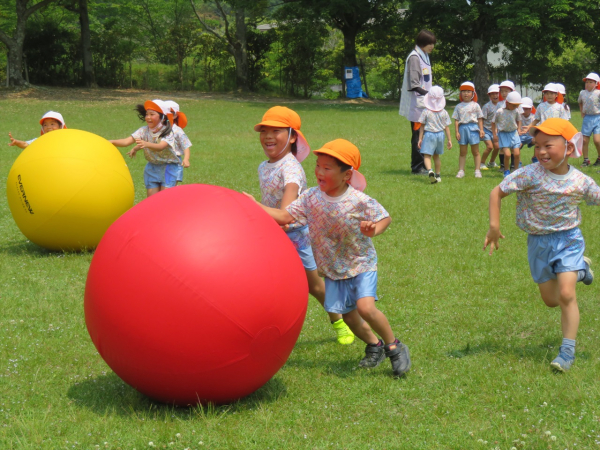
144, 99, 169, 115
583, 73, 600, 83
555, 83, 566, 94
460, 81, 475, 90
163, 100, 180, 113
499, 80, 515, 91
521, 97, 533, 108
543, 83, 559, 93
39, 111, 66, 134
487, 84, 500, 94
505, 91, 522, 104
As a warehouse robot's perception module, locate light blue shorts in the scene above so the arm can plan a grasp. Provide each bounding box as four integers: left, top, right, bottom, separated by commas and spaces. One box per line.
420, 131, 445, 156
582, 114, 600, 137
520, 133, 534, 147
144, 163, 179, 189
458, 123, 481, 145
483, 127, 494, 142
286, 227, 317, 271
324, 271, 378, 314
527, 228, 586, 284
498, 130, 521, 149
175, 164, 184, 183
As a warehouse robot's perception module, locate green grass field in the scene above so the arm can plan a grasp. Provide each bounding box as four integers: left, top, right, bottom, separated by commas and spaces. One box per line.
1, 89, 600, 450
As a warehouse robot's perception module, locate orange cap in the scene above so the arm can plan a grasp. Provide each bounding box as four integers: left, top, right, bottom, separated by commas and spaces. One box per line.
144, 99, 168, 115
530, 118, 577, 140
459, 82, 478, 103
254, 106, 310, 162
313, 139, 366, 191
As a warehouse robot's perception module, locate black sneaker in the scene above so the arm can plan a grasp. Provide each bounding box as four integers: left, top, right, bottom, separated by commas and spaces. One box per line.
359, 344, 385, 368
385, 342, 411, 377
428, 171, 437, 184
582, 159, 591, 167
593, 159, 600, 167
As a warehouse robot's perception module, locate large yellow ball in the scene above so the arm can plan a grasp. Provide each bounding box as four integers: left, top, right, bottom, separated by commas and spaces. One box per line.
6, 129, 134, 251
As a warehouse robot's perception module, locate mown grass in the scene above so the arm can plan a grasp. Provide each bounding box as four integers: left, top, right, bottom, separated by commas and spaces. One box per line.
1, 90, 600, 450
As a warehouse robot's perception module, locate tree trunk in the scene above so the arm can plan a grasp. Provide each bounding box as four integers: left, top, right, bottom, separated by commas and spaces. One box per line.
472, 38, 489, 106
233, 7, 248, 92
78, 0, 97, 88
341, 27, 358, 67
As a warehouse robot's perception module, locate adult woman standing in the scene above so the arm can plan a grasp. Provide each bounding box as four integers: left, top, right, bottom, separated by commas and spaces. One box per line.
399, 30, 437, 175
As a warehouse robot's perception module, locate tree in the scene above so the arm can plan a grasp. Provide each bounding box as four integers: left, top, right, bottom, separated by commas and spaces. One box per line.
0, 0, 60, 86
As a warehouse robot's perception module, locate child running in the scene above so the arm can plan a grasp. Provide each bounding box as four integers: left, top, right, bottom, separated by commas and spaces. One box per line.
249, 139, 410, 376
417, 85, 453, 183
453, 81, 484, 178
479, 84, 501, 171
492, 91, 522, 177
8, 111, 66, 149
164, 100, 192, 185
484, 118, 598, 372
578, 73, 600, 167
109, 99, 179, 198
254, 107, 354, 345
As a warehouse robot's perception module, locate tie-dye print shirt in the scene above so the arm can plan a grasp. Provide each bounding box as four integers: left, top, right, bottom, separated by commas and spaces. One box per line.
500, 164, 600, 235
534, 102, 570, 123
481, 101, 501, 130
286, 186, 389, 280
418, 109, 451, 132
172, 124, 192, 157
452, 101, 483, 124
492, 107, 520, 132
578, 89, 600, 115
131, 126, 178, 164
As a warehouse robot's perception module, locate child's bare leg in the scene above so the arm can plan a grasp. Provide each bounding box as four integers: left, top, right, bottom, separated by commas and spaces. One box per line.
306, 269, 341, 323
503, 148, 511, 171
538, 272, 579, 339
342, 309, 378, 344
471, 144, 481, 170
433, 154, 441, 173
490, 137, 500, 163
480, 140, 493, 165
593, 133, 600, 159
355, 296, 395, 344
512, 148, 520, 171
423, 154, 432, 171
146, 187, 160, 197
582, 135, 590, 160
458, 144, 468, 171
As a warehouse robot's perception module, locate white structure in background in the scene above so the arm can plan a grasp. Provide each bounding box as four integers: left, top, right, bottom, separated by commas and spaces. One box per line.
488, 44, 542, 102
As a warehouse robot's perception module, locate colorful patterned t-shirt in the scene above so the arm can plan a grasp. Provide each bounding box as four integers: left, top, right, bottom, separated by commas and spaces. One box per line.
418, 109, 451, 132
481, 101, 500, 130
534, 102, 570, 123
131, 126, 178, 164
172, 124, 192, 157
286, 186, 389, 280
452, 101, 483, 124
499, 164, 600, 235
520, 113, 534, 130
493, 107, 520, 132
578, 89, 600, 115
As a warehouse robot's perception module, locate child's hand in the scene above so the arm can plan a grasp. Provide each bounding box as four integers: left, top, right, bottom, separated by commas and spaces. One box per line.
8, 132, 17, 146
479, 129, 485, 138
447, 140, 453, 150
360, 221, 377, 237
483, 228, 505, 255
455, 132, 461, 141
242, 192, 257, 202
126, 148, 138, 158
182, 158, 190, 168
417, 139, 422, 149
521, 126, 530, 135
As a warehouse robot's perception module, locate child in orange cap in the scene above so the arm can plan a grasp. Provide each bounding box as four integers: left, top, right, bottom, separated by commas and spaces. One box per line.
164, 100, 192, 185
249, 139, 410, 377
109, 100, 179, 198
251, 106, 354, 345
8, 111, 66, 149
452, 81, 485, 178
578, 73, 600, 167
484, 118, 600, 372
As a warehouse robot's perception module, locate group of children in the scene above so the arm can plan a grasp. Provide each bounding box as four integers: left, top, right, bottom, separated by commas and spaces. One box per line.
8, 72, 600, 375
418, 74, 600, 182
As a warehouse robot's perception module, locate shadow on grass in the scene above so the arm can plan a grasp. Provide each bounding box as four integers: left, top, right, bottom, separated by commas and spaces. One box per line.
0, 240, 95, 257
67, 372, 288, 417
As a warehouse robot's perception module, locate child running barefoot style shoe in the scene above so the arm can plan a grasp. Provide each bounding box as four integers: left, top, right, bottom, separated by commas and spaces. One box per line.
8, 111, 66, 149
253, 107, 354, 345
453, 82, 485, 178
484, 119, 599, 372
417, 85, 453, 184
249, 139, 410, 376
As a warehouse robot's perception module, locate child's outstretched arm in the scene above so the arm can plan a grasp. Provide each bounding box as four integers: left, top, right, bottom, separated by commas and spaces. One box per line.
8, 133, 28, 149
109, 137, 135, 147
483, 185, 509, 255
243, 193, 295, 225
360, 217, 391, 238
133, 139, 168, 152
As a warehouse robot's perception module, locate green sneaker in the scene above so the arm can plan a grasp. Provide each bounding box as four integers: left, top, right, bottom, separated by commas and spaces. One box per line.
332, 319, 354, 345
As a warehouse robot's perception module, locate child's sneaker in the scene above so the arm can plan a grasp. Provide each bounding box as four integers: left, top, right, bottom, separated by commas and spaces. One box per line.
479, 163, 489, 171
550, 347, 575, 372
593, 158, 600, 167
428, 170, 437, 184
359, 343, 385, 368
503, 170, 510, 178
384, 341, 411, 377
475, 170, 482, 178
332, 319, 354, 345
581, 159, 591, 167
435, 175, 442, 183
456, 170, 465, 178
487, 162, 499, 169
583, 256, 594, 285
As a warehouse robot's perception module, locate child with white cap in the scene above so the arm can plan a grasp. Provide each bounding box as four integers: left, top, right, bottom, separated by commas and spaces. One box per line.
164, 100, 192, 184
249, 139, 411, 377
417, 85, 453, 183
492, 91, 523, 177
578, 72, 600, 167
485, 118, 599, 372
251, 106, 355, 345
8, 111, 66, 149
109, 99, 179, 197
452, 81, 485, 178
497, 80, 524, 170
556, 83, 571, 120
524, 84, 569, 134
519, 97, 537, 161
479, 84, 501, 170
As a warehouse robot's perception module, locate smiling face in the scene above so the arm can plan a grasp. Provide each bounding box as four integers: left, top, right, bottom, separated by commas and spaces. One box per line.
314, 154, 351, 197
534, 131, 573, 174
488, 92, 499, 103
41, 118, 62, 134
460, 90, 473, 102
259, 125, 296, 163
585, 79, 597, 91
544, 91, 558, 103
145, 109, 162, 129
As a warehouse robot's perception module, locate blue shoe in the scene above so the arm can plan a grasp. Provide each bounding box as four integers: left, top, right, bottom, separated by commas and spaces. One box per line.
550, 347, 575, 372
583, 257, 594, 285
503, 170, 510, 178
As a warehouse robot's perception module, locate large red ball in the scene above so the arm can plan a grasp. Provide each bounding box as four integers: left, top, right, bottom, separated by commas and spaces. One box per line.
84, 184, 308, 405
